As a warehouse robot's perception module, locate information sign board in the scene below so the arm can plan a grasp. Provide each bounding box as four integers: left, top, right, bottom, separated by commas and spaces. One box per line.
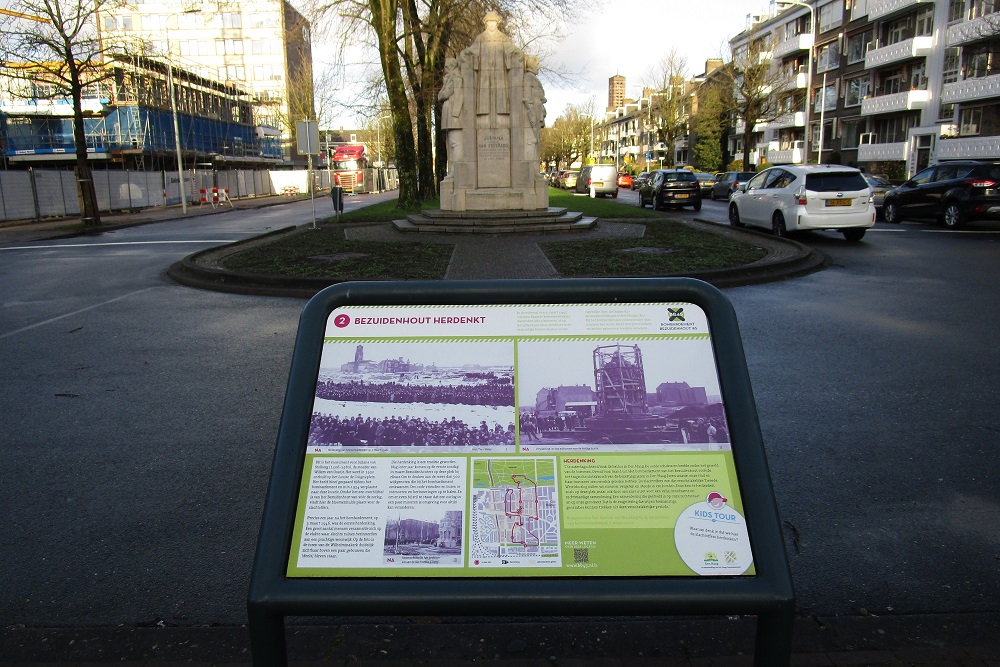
249, 278, 793, 666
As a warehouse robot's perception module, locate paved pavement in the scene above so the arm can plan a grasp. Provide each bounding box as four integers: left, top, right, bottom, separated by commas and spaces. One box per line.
3, 196, 998, 666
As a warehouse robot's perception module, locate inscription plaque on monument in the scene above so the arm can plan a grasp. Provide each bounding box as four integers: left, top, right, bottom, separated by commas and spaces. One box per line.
477, 129, 511, 188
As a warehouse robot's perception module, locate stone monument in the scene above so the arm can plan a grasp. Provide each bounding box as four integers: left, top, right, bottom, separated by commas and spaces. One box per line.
395, 12, 594, 233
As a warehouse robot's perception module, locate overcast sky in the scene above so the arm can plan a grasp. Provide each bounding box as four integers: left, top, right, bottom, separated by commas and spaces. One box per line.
316, 0, 771, 130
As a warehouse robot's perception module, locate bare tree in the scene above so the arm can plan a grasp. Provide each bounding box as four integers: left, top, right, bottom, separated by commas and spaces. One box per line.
0, 0, 131, 227
723, 33, 786, 170
540, 101, 594, 168
644, 49, 689, 168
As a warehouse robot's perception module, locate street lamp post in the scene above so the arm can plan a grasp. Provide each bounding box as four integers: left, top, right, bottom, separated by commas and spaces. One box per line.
777, 0, 815, 164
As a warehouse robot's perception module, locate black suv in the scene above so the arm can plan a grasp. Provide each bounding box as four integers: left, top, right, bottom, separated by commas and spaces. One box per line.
638, 169, 702, 211
882, 160, 1000, 228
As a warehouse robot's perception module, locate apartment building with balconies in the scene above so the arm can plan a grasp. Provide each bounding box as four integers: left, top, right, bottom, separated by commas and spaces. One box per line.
729, 0, 1000, 178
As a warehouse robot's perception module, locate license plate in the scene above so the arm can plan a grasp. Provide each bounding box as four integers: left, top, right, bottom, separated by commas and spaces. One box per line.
826, 199, 851, 206
593, 182, 603, 187
675, 193, 689, 199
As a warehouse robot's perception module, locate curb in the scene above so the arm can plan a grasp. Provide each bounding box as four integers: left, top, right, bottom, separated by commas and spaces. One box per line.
166, 219, 828, 297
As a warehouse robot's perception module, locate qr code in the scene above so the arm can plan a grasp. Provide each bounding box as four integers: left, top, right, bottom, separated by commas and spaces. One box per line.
574, 548, 589, 563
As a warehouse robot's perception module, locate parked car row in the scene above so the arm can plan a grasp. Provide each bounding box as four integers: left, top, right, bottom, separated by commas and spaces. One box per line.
546, 165, 621, 197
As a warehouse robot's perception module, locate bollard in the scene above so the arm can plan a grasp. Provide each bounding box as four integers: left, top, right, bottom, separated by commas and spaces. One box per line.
330, 186, 344, 220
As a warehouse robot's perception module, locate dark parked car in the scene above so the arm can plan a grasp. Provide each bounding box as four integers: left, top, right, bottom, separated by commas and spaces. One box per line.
863, 173, 893, 217
639, 169, 702, 211
694, 172, 716, 196
632, 171, 650, 190
710, 171, 757, 200
881, 160, 1000, 228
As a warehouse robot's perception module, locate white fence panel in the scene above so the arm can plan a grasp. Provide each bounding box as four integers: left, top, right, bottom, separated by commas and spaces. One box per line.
34, 171, 68, 218
59, 172, 80, 216
143, 172, 165, 207
34, 171, 70, 217
107, 171, 131, 210
0, 171, 36, 221
236, 170, 250, 198
269, 170, 307, 194
92, 171, 112, 212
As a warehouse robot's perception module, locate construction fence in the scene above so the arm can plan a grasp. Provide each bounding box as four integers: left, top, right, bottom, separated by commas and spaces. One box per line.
0, 167, 399, 222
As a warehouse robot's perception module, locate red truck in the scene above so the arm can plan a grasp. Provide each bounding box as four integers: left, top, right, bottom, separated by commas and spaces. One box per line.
331, 144, 368, 193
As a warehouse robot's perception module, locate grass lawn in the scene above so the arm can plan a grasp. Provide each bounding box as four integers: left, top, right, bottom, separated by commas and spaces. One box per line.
219, 189, 767, 280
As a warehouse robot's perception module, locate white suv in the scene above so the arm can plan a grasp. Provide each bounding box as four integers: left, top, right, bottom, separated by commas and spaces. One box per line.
728, 165, 875, 241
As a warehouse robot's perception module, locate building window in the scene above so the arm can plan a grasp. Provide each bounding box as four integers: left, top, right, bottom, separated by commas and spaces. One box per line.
950, 0, 966, 22
971, 0, 997, 19
840, 118, 864, 148
960, 106, 983, 134
943, 47, 961, 83
847, 30, 871, 64
813, 82, 837, 112
914, 6, 934, 36
874, 113, 918, 143
216, 38, 244, 55
962, 39, 1000, 78
222, 12, 242, 28
940, 102, 956, 121
818, 1, 843, 33
879, 68, 905, 95
910, 61, 928, 89
219, 65, 246, 81
884, 15, 912, 46
845, 75, 870, 106
816, 42, 840, 72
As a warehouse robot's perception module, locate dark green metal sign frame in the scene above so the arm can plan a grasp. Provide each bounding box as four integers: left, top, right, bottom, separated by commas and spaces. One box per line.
248, 278, 794, 665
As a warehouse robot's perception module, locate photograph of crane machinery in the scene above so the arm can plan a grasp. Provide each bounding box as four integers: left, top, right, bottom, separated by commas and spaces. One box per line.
517, 340, 730, 452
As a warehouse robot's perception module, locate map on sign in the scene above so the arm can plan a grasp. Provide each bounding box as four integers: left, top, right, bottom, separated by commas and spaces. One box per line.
469, 457, 560, 567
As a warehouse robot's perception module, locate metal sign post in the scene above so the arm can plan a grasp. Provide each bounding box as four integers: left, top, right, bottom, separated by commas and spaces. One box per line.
296, 120, 320, 228
249, 278, 794, 666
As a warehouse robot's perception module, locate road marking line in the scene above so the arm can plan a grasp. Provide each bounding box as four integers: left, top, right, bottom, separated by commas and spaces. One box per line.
920, 229, 1000, 234
0, 240, 238, 251
0, 287, 158, 340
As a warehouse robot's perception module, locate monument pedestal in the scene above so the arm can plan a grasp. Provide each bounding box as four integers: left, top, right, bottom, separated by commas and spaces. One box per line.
393, 207, 597, 234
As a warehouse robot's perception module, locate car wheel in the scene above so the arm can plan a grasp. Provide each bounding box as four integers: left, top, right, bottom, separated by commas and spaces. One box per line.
612, 190, 618, 199
709, 190, 716, 201
772, 212, 788, 238
692, 199, 702, 211
728, 187, 735, 199
883, 200, 902, 224
638, 194, 646, 208
728, 203, 743, 228
842, 228, 866, 242
942, 201, 966, 228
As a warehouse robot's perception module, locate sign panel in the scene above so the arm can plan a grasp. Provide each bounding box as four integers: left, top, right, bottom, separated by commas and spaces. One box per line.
296, 120, 320, 155
286, 301, 754, 578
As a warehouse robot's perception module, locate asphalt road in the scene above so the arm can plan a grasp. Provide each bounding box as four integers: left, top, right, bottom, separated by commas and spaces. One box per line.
1, 193, 998, 637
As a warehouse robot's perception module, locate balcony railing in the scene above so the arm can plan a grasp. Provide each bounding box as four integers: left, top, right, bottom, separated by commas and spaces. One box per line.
937, 134, 1000, 159
773, 32, 814, 59
868, 0, 933, 21
768, 146, 805, 164
947, 12, 1000, 46
860, 89, 931, 115
941, 72, 1000, 103
864, 35, 933, 69
857, 140, 908, 161
770, 111, 806, 128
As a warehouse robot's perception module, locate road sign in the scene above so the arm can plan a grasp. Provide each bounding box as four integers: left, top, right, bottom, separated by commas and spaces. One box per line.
296, 120, 320, 155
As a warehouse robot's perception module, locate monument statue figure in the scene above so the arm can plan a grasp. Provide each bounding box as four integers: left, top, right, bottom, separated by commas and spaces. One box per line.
436, 11, 551, 213
437, 56, 464, 173
466, 11, 518, 119
522, 55, 546, 156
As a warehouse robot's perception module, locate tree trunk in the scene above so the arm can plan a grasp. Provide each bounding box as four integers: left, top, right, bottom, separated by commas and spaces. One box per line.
71, 77, 101, 227
372, 0, 419, 208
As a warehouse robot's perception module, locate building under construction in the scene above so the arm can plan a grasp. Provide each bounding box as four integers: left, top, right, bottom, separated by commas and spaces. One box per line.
1, 55, 281, 169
